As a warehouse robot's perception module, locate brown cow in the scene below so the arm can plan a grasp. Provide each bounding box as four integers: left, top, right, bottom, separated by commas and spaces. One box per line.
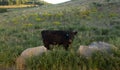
41, 30, 77, 50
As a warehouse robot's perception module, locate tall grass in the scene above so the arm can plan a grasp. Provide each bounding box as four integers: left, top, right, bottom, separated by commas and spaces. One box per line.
25, 49, 120, 70
0, 1, 120, 70
0, 8, 7, 13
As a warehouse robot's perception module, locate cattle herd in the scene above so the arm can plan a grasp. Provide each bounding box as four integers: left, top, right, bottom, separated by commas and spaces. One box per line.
41, 30, 77, 50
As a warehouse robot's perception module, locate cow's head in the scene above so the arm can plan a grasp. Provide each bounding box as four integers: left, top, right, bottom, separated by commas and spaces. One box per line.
65, 31, 77, 43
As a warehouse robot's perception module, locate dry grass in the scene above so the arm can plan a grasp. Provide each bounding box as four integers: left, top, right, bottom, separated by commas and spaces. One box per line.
0, 4, 38, 8
16, 56, 26, 70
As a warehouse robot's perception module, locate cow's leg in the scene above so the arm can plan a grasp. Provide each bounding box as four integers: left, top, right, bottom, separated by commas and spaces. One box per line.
44, 44, 50, 50
43, 41, 50, 50
63, 44, 69, 50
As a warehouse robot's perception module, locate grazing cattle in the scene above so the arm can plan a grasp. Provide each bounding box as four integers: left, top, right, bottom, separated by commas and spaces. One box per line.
41, 30, 77, 50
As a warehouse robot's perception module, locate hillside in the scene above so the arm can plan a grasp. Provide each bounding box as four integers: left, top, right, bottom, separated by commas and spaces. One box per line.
0, 0, 120, 29
0, 0, 120, 20
0, 0, 120, 70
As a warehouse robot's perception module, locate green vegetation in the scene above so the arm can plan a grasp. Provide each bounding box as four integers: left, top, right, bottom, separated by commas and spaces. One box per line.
0, 0, 120, 70
0, 0, 46, 5
26, 50, 120, 70
0, 8, 7, 13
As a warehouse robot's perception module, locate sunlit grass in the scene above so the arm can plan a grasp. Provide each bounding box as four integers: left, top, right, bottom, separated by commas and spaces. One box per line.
0, 1, 120, 70
0, 5, 37, 8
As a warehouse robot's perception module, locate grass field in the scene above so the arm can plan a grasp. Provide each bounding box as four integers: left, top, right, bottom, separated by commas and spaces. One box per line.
0, 0, 120, 70
0, 5, 37, 8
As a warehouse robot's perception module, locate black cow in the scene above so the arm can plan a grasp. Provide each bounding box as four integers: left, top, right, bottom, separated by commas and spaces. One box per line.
41, 30, 77, 50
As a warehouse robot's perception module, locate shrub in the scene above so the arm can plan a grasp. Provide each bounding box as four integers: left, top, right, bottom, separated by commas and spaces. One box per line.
0, 8, 7, 13
92, 2, 102, 7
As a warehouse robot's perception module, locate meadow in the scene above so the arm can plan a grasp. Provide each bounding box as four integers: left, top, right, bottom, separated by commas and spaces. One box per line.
0, 0, 120, 70
0, 5, 37, 9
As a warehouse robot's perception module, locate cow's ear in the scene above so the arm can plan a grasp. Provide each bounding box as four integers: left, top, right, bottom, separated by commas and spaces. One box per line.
73, 31, 77, 35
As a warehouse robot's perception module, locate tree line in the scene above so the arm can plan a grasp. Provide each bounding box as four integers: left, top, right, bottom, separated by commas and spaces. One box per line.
0, 0, 44, 5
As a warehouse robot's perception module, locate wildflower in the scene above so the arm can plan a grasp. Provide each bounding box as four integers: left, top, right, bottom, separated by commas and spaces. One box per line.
23, 23, 33, 27
98, 13, 104, 19
53, 21, 61, 25
35, 17, 42, 22
27, 23, 33, 26
109, 13, 118, 18
57, 13, 63, 17
12, 18, 19, 24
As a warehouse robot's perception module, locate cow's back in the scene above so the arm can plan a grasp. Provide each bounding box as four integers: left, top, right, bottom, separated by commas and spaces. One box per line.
41, 30, 67, 39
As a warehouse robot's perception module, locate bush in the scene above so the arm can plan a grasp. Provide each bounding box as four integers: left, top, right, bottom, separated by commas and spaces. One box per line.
0, 8, 7, 13
92, 2, 102, 7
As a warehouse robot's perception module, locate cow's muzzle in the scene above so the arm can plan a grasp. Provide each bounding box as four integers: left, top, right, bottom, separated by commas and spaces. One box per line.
69, 39, 72, 43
